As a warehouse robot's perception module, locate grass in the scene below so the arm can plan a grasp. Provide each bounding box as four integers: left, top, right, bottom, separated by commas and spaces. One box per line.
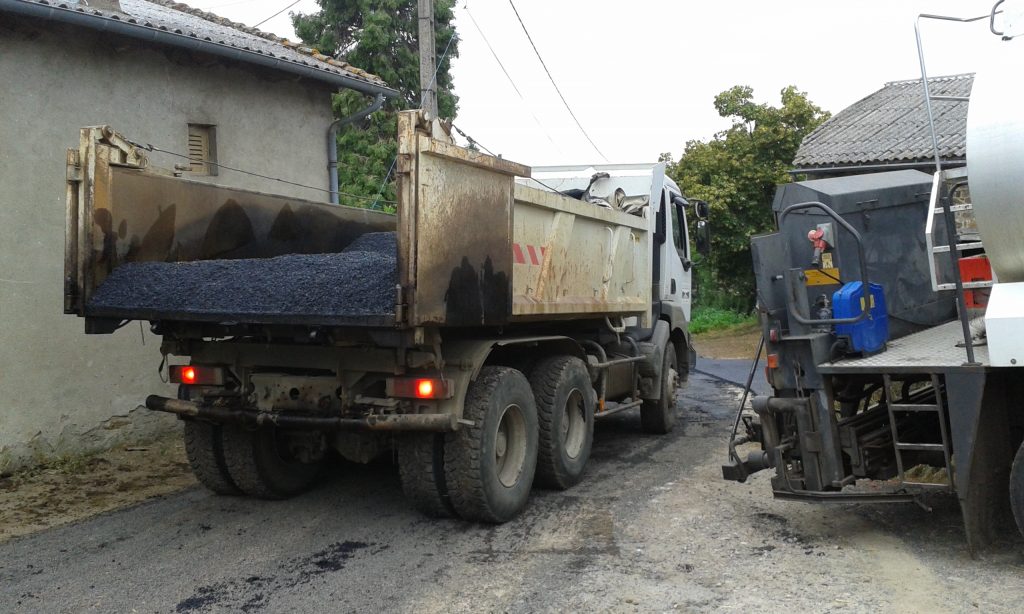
689, 307, 757, 335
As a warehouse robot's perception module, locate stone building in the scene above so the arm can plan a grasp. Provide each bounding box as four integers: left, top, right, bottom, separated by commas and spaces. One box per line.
0, 0, 392, 471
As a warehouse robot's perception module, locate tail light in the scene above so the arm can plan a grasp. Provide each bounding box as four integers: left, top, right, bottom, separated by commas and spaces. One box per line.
387, 377, 450, 399
170, 365, 225, 386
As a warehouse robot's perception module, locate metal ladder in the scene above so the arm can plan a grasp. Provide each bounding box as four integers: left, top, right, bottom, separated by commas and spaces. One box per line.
924, 168, 993, 293
882, 373, 954, 490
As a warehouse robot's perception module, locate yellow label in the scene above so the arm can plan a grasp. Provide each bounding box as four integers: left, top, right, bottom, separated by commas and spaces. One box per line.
821, 252, 834, 269
804, 268, 841, 286
859, 295, 876, 310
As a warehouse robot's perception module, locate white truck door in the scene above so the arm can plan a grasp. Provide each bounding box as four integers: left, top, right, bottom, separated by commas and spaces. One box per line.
666, 192, 692, 322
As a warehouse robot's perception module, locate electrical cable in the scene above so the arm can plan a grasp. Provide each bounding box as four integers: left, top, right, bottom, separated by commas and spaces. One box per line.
450, 123, 570, 198
125, 139, 396, 204
462, 3, 560, 151
507, 0, 609, 162
253, 0, 302, 29
368, 29, 460, 209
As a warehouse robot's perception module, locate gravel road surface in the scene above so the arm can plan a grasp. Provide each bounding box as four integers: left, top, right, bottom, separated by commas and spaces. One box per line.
1, 372, 1021, 613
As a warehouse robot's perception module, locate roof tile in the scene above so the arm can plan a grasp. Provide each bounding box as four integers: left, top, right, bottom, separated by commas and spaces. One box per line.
795, 74, 972, 169
7, 0, 386, 88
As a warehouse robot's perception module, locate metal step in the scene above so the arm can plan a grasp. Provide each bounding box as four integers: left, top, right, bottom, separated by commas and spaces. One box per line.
935, 280, 994, 291
888, 403, 941, 413
932, 241, 985, 253
895, 442, 948, 452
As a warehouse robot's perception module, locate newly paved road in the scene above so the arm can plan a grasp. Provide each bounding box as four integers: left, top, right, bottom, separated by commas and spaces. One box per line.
2, 372, 1021, 613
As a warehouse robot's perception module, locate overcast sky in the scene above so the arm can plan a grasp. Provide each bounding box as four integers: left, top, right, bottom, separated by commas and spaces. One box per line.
188, 0, 1009, 166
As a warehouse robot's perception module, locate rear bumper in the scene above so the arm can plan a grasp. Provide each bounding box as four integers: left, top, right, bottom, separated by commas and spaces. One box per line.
145, 395, 454, 432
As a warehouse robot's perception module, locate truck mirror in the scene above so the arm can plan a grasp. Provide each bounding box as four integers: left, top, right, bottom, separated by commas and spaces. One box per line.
696, 220, 711, 256
694, 200, 710, 219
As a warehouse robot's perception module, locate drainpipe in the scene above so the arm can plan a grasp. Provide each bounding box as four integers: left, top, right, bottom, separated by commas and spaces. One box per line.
328, 93, 386, 204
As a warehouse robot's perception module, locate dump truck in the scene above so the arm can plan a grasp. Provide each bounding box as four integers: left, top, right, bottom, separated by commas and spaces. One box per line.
723, 7, 1024, 553
64, 110, 708, 522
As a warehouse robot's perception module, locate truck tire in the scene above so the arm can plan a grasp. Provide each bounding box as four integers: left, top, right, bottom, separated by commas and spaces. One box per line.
184, 421, 241, 496
445, 367, 538, 523
641, 341, 678, 434
220, 425, 322, 499
398, 433, 454, 518
529, 356, 594, 490
1010, 440, 1024, 539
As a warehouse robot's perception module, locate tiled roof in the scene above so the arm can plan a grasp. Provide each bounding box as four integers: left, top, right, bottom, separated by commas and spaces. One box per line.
794, 74, 973, 169
3, 0, 389, 90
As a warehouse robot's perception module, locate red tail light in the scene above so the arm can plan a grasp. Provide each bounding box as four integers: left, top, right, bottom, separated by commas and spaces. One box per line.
387, 377, 450, 399
170, 365, 225, 386
416, 379, 434, 398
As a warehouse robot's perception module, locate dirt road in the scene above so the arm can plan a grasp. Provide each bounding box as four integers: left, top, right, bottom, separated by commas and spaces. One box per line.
0, 372, 1021, 613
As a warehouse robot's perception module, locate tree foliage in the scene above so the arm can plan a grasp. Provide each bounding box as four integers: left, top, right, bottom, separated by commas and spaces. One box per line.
292, 0, 458, 209
667, 85, 829, 310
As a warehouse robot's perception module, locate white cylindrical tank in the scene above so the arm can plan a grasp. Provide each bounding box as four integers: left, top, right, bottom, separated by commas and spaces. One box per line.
966, 42, 1024, 282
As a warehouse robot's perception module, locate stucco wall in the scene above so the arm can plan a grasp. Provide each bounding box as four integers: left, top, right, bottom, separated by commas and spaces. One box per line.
0, 18, 338, 471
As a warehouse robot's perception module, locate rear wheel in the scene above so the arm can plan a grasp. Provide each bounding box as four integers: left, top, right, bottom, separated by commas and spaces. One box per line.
220, 425, 323, 499
184, 421, 241, 495
445, 367, 538, 523
1010, 440, 1024, 538
641, 341, 679, 434
179, 385, 240, 496
398, 433, 454, 518
529, 356, 595, 490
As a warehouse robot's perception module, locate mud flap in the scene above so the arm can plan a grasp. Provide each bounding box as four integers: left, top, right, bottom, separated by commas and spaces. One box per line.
946, 370, 1014, 555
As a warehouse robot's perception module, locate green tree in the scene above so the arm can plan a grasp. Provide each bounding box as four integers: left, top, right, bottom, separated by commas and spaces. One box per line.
667, 85, 829, 310
292, 0, 459, 210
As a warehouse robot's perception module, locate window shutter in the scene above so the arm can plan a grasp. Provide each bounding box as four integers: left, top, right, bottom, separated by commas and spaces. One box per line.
187, 124, 217, 176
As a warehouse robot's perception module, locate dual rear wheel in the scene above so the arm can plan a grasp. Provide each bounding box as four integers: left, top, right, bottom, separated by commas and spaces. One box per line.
398, 358, 597, 523
185, 344, 680, 522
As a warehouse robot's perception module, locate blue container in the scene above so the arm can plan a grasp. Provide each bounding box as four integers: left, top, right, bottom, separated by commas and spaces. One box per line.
833, 282, 888, 353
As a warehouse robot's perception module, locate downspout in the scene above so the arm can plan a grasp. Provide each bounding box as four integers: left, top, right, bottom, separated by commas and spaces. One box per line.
328, 93, 386, 204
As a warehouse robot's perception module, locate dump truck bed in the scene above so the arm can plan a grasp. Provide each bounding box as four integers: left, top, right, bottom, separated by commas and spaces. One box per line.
66, 113, 655, 332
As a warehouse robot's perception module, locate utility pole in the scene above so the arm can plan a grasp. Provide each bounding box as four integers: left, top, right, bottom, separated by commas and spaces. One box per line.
418, 0, 438, 118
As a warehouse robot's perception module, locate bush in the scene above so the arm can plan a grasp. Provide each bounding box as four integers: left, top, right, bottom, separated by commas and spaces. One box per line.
690, 307, 756, 335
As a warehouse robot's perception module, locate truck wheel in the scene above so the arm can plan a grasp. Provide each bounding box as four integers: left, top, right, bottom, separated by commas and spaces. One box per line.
1010, 441, 1024, 538
445, 367, 538, 523
220, 425, 322, 499
179, 385, 241, 496
641, 341, 679, 434
398, 433, 454, 518
184, 421, 241, 495
529, 356, 594, 490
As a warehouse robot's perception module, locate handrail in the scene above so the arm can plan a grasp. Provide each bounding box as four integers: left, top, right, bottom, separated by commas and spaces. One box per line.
778, 201, 870, 326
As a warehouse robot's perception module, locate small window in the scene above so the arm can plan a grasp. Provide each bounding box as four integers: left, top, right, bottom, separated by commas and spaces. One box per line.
187, 124, 217, 176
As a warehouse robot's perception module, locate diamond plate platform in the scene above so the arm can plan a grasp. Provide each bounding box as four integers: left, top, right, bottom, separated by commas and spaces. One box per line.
818, 320, 989, 374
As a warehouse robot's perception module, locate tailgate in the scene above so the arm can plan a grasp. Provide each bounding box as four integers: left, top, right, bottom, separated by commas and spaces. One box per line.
64, 126, 396, 330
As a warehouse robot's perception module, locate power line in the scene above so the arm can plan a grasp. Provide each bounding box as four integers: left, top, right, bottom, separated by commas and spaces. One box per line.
253, 0, 302, 29
125, 139, 396, 204
506, 0, 609, 162
370, 29, 460, 209
462, 4, 560, 151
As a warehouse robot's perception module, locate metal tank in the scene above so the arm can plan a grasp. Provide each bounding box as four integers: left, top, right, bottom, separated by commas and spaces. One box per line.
967, 43, 1024, 282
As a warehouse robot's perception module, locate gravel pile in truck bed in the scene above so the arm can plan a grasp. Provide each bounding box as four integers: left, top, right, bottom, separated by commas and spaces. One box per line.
87, 231, 397, 321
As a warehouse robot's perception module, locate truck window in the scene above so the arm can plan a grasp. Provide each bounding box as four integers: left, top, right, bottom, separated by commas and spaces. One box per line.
671, 199, 688, 258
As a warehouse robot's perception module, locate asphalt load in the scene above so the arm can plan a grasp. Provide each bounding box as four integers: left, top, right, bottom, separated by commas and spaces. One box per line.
87, 231, 397, 322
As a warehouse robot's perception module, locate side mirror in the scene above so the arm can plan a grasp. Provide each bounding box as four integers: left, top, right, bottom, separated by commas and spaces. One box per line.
696, 219, 711, 256
693, 200, 710, 219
